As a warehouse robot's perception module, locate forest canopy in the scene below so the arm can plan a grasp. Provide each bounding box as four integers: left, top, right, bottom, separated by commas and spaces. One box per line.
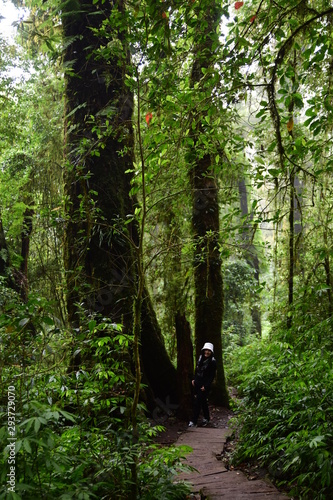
0, 0, 332, 498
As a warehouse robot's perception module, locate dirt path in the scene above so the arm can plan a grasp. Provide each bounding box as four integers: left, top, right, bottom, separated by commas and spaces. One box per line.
175, 427, 289, 499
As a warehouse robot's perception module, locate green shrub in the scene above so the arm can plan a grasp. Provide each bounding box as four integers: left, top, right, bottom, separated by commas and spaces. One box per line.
0, 295, 191, 499
226, 332, 333, 499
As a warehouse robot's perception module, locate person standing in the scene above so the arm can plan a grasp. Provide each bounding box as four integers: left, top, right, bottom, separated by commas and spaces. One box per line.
188, 342, 216, 427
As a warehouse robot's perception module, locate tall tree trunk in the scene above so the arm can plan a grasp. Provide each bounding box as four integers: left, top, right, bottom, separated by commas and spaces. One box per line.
287, 53, 298, 330
293, 176, 303, 237
238, 179, 262, 336
62, 0, 134, 322
188, 1, 229, 407
62, 0, 177, 401
287, 171, 295, 329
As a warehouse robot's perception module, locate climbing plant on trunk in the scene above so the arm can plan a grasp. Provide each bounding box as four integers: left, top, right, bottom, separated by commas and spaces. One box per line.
62, 0, 177, 399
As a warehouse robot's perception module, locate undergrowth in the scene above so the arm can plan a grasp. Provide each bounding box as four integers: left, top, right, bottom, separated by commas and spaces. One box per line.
0, 294, 191, 499
224, 318, 333, 499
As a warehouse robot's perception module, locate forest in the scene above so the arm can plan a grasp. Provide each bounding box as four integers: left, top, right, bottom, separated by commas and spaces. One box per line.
0, 0, 332, 498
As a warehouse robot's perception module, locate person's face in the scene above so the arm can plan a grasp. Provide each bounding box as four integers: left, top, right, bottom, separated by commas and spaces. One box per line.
204, 349, 212, 357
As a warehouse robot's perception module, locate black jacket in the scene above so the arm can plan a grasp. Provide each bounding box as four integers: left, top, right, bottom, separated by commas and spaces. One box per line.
193, 354, 216, 393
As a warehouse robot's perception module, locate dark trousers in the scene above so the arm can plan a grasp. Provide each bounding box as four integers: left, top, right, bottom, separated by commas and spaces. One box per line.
192, 388, 210, 424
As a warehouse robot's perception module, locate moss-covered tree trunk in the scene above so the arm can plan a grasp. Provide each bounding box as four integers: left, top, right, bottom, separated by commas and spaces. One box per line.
62, 0, 177, 402
62, 0, 134, 326
188, 1, 229, 407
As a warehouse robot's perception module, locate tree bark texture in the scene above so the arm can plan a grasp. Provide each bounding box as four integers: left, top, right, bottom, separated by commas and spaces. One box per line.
189, 1, 229, 407
62, 0, 177, 400
63, 0, 136, 327
141, 292, 178, 402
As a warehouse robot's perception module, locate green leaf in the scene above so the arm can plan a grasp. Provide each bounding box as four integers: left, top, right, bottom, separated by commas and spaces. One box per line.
88, 320, 97, 332
34, 418, 41, 433
305, 108, 316, 117
42, 316, 54, 326
309, 435, 325, 448
23, 438, 32, 454
267, 141, 277, 152
58, 410, 76, 423
20, 417, 34, 433
256, 109, 266, 119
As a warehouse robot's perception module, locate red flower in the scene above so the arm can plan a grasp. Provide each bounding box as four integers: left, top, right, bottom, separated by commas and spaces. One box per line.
234, 2, 244, 9
250, 15, 256, 23
145, 112, 153, 126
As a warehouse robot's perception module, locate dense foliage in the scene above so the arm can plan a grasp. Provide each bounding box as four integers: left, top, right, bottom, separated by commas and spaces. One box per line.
0, 294, 191, 499
225, 319, 333, 499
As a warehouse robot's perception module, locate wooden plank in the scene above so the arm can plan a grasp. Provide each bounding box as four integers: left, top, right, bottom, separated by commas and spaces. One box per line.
175, 427, 289, 500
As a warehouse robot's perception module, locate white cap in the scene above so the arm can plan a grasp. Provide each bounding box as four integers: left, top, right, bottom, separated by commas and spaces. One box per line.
202, 342, 214, 353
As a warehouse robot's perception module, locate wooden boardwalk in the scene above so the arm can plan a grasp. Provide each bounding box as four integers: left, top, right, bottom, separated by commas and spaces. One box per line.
176, 427, 289, 499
